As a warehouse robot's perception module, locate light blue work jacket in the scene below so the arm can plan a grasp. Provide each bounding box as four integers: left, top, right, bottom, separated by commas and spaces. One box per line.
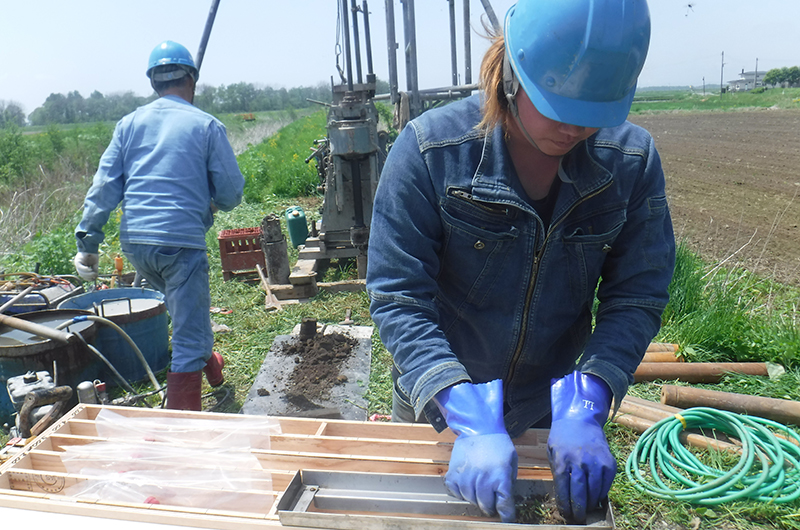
367, 94, 675, 438
76, 95, 244, 253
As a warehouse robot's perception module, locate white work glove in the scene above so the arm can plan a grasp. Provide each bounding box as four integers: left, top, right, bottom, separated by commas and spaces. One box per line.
73, 252, 99, 281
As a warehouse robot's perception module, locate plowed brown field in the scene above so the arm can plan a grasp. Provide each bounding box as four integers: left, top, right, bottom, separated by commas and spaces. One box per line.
629, 109, 800, 287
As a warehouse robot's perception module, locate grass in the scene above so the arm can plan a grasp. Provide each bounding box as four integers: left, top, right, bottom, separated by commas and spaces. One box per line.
660, 243, 800, 368
2, 91, 800, 527
236, 111, 327, 200
630, 86, 800, 114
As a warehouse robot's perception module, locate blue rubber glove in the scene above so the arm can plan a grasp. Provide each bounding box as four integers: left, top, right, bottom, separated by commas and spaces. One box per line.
433, 379, 517, 522
547, 371, 616, 523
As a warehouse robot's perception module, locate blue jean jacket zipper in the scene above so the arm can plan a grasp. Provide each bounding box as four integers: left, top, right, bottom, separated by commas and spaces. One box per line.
504, 181, 613, 393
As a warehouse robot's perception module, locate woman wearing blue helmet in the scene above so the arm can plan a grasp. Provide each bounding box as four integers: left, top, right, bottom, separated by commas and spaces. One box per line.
367, 0, 674, 523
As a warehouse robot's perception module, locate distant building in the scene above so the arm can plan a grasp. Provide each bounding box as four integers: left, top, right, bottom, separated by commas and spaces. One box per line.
726, 69, 769, 91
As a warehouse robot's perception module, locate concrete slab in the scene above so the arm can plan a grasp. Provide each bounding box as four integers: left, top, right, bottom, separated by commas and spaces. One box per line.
241, 325, 372, 421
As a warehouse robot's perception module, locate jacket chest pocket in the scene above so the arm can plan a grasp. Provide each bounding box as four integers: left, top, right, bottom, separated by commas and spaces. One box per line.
437, 191, 521, 307
558, 206, 626, 301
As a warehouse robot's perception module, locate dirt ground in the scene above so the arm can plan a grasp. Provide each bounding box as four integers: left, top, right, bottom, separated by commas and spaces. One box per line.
628, 109, 800, 287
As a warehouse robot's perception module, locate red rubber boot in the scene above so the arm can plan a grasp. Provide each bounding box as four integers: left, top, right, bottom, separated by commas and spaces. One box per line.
203, 351, 225, 387
166, 371, 202, 411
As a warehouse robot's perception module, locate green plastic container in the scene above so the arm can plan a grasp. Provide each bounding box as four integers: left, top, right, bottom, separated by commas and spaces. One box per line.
285, 206, 309, 247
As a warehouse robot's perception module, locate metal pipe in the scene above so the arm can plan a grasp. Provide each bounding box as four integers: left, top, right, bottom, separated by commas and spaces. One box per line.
195, 0, 221, 72
350, 0, 363, 84
362, 1, 374, 76
479, 0, 500, 32
646, 342, 680, 353
615, 395, 739, 448
385, 0, 399, 104
662, 385, 800, 426
642, 343, 682, 364
0, 313, 74, 343
641, 351, 683, 363
463, 0, 472, 84
624, 394, 685, 414
341, 0, 354, 91
0, 284, 36, 314
372, 82, 478, 101
350, 160, 365, 228
401, 0, 421, 118
633, 362, 769, 384
448, 0, 458, 86
615, 396, 679, 423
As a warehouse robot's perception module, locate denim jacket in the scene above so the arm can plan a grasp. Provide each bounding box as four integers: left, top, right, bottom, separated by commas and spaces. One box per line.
367, 95, 675, 438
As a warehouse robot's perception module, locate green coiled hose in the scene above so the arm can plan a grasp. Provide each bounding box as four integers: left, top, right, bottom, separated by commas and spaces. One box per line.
625, 407, 800, 504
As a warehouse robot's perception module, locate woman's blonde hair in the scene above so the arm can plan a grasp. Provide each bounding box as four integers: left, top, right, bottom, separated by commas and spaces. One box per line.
477, 32, 510, 133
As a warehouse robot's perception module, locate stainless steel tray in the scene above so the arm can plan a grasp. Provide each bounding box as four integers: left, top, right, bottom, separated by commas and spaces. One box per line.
277, 469, 614, 529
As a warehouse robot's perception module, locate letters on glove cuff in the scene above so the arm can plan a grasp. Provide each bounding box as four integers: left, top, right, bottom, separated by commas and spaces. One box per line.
547, 371, 616, 523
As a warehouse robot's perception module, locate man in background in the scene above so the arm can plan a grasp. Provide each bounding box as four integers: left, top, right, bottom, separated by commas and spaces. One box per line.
73, 40, 245, 410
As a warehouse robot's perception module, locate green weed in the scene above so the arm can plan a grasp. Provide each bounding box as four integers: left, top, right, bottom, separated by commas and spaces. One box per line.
5, 222, 78, 276
237, 111, 326, 201
658, 242, 800, 368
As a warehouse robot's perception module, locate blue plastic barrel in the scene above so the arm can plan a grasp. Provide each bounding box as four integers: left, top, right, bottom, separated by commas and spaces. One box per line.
285, 206, 309, 247
58, 288, 169, 385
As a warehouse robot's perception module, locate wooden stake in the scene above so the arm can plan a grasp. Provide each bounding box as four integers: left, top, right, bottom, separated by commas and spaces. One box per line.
634, 362, 768, 383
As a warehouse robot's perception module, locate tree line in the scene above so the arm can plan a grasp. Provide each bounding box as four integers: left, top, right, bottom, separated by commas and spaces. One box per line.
0, 101, 26, 129
763, 67, 800, 88
14, 81, 359, 127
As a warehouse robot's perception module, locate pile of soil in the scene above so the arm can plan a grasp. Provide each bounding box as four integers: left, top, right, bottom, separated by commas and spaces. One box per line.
277, 332, 358, 408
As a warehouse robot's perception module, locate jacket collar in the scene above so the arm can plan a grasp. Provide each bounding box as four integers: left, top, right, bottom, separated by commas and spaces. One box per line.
469, 125, 613, 210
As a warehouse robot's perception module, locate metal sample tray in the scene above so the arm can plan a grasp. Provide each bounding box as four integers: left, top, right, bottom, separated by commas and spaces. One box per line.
277, 469, 614, 529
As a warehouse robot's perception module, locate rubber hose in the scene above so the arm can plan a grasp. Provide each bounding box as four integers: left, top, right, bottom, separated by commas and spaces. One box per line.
82, 315, 163, 396
625, 406, 800, 504
71, 332, 137, 394
58, 315, 165, 400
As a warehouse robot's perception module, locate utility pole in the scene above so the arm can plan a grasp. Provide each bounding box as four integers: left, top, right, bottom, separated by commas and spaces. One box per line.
703, 77, 705, 95
720, 51, 725, 95
754, 58, 759, 88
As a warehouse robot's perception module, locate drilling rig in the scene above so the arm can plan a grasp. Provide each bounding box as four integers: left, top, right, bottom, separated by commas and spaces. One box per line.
299, 0, 502, 280
297, 1, 382, 280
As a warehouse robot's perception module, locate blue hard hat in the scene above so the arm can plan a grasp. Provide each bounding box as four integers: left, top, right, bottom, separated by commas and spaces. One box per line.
146, 40, 198, 81
504, 0, 651, 128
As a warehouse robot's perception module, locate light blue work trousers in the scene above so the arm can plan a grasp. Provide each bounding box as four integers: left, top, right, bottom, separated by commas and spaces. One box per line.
122, 244, 213, 373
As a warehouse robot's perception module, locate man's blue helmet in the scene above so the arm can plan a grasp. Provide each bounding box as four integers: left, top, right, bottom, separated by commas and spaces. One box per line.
504, 0, 651, 128
146, 40, 198, 82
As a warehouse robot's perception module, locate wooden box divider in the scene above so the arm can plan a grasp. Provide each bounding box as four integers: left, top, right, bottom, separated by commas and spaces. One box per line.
0, 403, 551, 528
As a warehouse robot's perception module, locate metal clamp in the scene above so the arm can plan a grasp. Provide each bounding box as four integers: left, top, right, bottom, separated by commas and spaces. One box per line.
94, 297, 133, 318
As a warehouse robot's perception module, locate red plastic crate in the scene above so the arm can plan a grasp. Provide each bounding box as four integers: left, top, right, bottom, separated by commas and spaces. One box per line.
217, 227, 266, 280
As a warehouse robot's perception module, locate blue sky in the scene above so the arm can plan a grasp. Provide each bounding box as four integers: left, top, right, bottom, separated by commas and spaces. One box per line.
2, 1, 799, 115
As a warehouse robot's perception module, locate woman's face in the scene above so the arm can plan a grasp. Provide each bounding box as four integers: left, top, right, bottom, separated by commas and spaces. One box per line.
513, 90, 599, 157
